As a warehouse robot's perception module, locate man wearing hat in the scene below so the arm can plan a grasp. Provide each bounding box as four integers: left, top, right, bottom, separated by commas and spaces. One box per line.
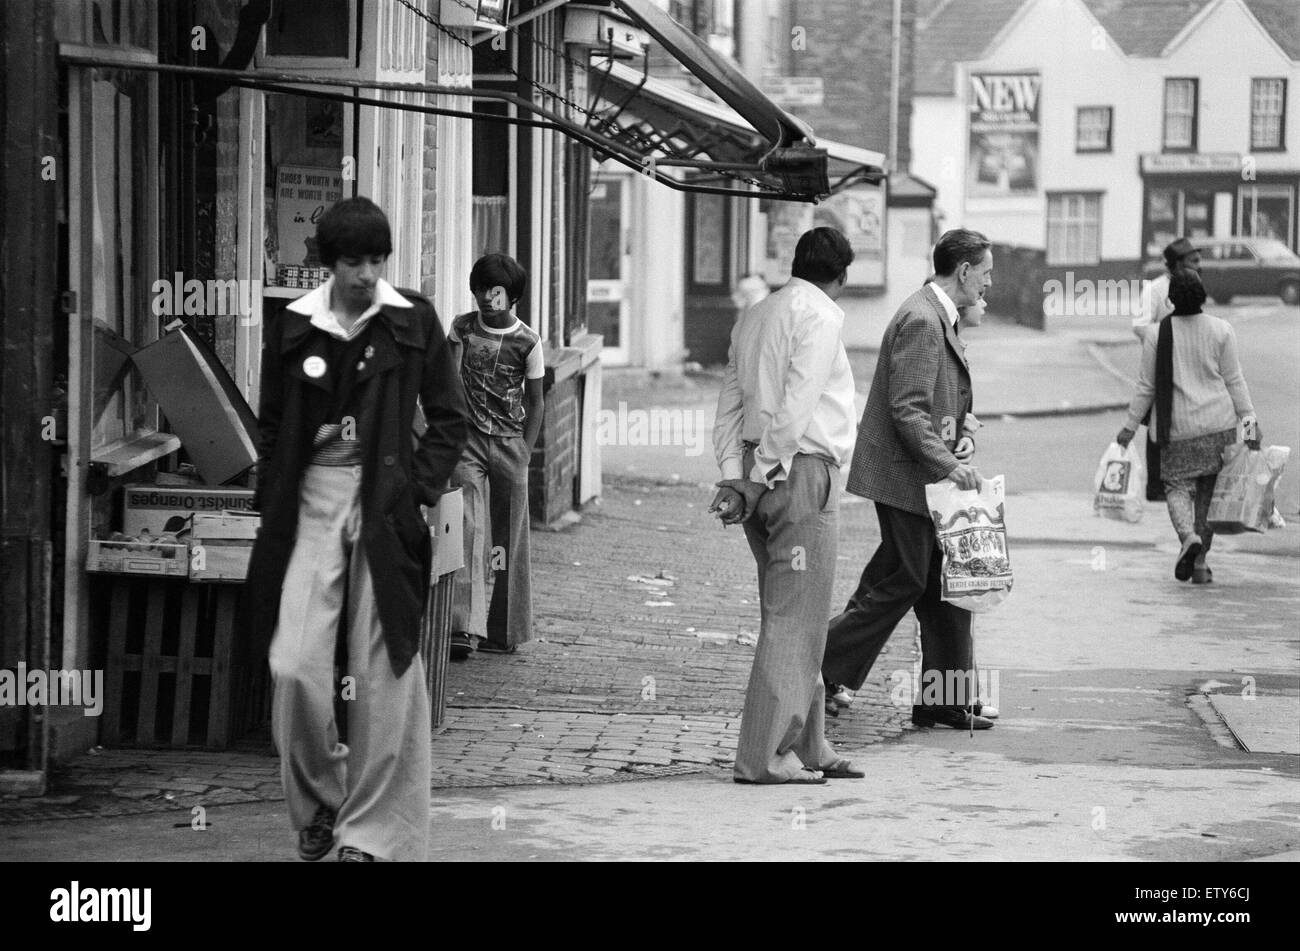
1134, 237, 1201, 339
1133, 237, 1202, 501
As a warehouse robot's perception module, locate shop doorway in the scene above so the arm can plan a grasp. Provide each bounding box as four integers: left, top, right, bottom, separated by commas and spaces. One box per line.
588, 175, 631, 366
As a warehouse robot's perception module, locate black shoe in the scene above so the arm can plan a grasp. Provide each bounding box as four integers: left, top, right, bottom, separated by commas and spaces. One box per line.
911, 706, 994, 730
1175, 538, 1203, 582
449, 632, 476, 660
337, 846, 375, 862
476, 639, 517, 655
298, 805, 336, 861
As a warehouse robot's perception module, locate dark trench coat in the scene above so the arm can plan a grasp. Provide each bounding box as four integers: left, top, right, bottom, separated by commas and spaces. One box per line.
245, 289, 469, 677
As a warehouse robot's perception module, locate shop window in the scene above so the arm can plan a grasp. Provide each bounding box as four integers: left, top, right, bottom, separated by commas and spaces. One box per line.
87, 0, 155, 49
690, 193, 729, 288
1046, 193, 1101, 266
1163, 78, 1197, 151
1251, 78, 1286, 151
1076, 107, 1112, 153
84, 71, 158, 451
472, 100, 511, 256
262, 0, 356, 68
263, 93, 349, 291
1238, 184, 1295, 249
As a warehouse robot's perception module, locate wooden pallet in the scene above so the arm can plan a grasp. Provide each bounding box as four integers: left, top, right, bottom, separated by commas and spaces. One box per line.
97, 577, 267, 748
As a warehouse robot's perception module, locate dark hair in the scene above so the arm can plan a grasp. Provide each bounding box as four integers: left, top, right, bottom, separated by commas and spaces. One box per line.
316, 197, 393, 267
469, 253, 528, 304
791, 227, 854, 284
932, 228, 991, 277
1168, 267, 1206, 315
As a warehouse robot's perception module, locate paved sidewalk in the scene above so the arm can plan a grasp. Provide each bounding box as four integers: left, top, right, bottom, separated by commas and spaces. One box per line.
0, 478, 909, 825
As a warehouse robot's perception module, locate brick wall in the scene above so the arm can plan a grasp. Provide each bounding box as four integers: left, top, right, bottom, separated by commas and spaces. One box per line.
529, 374, 578, 525
783, 0, 916, 167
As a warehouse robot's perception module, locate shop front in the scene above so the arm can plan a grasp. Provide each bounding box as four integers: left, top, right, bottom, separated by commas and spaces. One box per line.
1141, 153, 1300, 259
579, 1, 885, 369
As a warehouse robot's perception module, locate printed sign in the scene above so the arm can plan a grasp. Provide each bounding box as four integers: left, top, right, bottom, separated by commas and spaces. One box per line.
967, 72, 1040, 198
276, 165, 344, 268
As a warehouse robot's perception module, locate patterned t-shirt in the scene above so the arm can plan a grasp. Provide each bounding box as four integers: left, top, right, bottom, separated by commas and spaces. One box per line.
449, 312, 545, 437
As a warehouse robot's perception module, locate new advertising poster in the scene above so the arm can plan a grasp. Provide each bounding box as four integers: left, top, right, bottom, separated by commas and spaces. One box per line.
967, 71, 1041, 199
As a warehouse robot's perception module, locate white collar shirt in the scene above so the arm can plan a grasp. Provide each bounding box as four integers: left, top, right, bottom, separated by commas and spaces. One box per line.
927, 281, 960, 327
285, 276, 411, 340
713, 277, 857, 487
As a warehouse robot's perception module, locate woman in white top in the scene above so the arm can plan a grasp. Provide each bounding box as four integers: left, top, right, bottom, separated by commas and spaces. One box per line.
1117, 269, 1259, 584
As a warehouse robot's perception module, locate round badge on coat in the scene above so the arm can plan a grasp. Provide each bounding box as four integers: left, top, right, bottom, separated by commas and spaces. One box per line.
303, 356, 327, 378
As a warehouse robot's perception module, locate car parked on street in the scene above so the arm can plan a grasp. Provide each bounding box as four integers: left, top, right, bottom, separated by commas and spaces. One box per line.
1144, 237, 1300, 306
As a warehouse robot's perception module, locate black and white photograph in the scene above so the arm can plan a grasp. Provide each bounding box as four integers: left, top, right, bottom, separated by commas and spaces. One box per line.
1, 0, 1297, 916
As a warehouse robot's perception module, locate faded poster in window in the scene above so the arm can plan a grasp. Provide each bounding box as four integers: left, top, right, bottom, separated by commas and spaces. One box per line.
968, 72, 1040, 198
275, 165, 344, 268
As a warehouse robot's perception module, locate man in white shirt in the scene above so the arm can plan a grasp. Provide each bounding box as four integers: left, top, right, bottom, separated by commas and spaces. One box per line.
711, 227, 863, 785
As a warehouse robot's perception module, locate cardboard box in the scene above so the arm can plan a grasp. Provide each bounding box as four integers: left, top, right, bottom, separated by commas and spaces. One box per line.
87, 539, 189, 577
189, 512, 258, 582
122, 484, 257, 538
425, 488, 464, 578
130, 323, 260, 484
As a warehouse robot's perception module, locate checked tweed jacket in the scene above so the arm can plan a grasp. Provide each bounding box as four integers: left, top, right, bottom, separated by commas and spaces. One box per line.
845, 285, 972, 516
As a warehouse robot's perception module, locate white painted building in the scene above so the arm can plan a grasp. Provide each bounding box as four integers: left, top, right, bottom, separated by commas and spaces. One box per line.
912, 0, 1300, 296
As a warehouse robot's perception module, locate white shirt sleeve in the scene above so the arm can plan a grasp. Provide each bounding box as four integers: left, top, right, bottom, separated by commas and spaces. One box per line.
524, 339, 545, 380
713, 343, 745, 481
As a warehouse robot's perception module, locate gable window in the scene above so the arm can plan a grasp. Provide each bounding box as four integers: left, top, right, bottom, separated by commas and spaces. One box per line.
1251, 78, 1286, 151
1163, 78, 1197, 151
1076, 106, 1112, 153
1046, 193, 1101, 266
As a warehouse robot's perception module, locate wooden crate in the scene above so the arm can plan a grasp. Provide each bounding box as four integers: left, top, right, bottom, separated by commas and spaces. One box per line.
95, 577, 268, 748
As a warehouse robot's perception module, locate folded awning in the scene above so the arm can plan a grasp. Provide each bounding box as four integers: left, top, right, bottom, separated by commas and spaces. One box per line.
592, 0, 886, 200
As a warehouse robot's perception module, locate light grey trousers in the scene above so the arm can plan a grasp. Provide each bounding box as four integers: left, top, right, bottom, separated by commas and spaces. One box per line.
450, 426, 533, 648
270, 464, 431, 861
733, 452, 843, 783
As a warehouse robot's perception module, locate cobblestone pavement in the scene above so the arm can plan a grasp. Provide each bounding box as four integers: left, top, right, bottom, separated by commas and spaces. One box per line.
0, 478, 909, 824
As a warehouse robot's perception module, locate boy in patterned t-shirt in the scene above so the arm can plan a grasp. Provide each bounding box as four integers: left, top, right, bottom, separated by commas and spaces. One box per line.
447, 254, 545, 657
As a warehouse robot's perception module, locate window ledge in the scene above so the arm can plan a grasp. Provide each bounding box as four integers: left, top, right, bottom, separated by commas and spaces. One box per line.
91, 431, 181, 478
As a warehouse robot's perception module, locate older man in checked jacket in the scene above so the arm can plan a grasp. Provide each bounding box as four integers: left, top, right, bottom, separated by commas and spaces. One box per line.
821, 229, 996, 731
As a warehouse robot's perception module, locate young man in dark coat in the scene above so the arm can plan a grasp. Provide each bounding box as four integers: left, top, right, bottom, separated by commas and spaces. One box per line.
246, 197, 468, 861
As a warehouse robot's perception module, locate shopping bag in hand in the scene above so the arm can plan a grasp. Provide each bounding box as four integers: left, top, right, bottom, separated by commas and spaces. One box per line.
1207, 444, 1290, 534
1093, 441, 1147, 523
925, 475, 1013, 613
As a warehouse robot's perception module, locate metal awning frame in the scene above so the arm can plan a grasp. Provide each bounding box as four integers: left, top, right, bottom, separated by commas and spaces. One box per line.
59, 54, 837, 201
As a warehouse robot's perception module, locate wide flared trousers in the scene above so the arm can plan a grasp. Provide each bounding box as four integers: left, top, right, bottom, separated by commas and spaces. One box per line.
269, 464, 431, 861
450, 427, 533, 648
733, 453, 842, 783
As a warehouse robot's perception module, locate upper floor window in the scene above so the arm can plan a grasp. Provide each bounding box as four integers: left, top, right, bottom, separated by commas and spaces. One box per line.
1163, 78, 1198, 151
262, 0, 355, 67
1076, 106, 1112, 153
1251, 78, 1287, 151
